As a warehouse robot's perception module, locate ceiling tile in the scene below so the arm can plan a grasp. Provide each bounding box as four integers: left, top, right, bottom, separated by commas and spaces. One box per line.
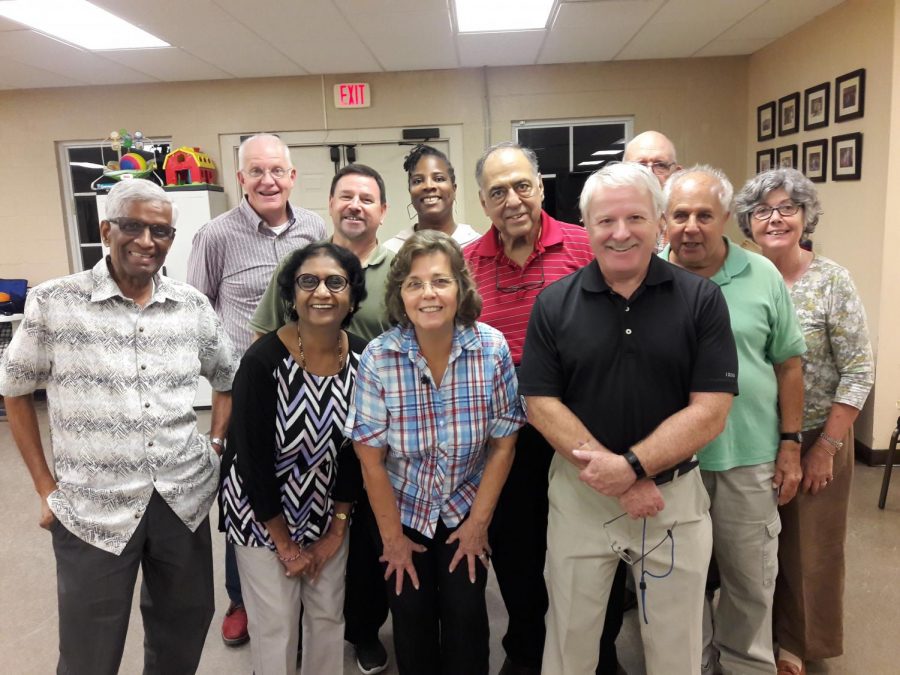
214, 0, 381, 74
0, 59, 82, 89
101, 48, 233, 82
0, 31, 157, 86
343, 9, 457, 71
714, 0, 845, 42
695, 38, 773, 58
457, 30, 546, 68
540, 0, 664, 64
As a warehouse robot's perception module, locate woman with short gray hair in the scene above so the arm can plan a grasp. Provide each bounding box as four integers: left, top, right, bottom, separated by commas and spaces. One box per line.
734, 168, 874, 675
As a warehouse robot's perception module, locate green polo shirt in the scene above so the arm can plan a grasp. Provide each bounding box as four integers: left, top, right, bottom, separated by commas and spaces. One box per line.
249, 243, 393, 342
662, 237, 806, 471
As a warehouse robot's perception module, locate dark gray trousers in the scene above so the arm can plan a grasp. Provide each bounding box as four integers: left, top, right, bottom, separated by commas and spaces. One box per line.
51, 490, 214, 675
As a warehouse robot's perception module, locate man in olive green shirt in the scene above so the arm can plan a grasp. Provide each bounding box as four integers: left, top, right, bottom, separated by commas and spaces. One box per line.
250, 163, 393, 342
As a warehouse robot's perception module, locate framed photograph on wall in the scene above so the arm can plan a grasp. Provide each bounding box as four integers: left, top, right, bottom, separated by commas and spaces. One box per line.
777, 144, 798, 169
835, 68, 865, 122
804, 82, 830, 130
757, 101, 776, 142
756, 149, 775, 174
778, 92, 800, 136
832, 132, 863, 180
802, 139, 828, 182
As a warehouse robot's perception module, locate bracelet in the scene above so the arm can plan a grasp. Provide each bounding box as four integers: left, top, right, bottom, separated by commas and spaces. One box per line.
622, 449, 647, 480
277, 548, 303, 563
817, 432, 842, 455
209, 436, 225, 448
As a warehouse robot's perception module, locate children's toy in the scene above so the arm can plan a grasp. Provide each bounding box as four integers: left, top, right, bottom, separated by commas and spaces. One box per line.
163, 146, 218, 186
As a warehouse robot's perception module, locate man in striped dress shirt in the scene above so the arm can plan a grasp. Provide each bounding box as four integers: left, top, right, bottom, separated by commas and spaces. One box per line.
186, 133, 326, 646
463, 142, 594, 675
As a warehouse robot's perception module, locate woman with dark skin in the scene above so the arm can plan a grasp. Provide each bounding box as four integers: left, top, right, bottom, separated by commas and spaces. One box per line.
384, 145, 480, 252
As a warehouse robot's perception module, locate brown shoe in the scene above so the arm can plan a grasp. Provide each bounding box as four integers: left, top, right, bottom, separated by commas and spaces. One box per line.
776, 659, 804, 675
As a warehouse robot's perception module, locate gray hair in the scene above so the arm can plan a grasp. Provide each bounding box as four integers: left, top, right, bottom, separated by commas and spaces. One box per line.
105, 178, 178, 225
734, 168, 822, 239
475, 142, 540, 188
579, 162, 665, 223
664, 164, 734, 213
238, 133, 292, 170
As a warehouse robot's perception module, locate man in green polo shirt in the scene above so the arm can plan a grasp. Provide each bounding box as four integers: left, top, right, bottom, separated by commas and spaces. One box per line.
249, 163, 393, 675
662, 165, 806, 675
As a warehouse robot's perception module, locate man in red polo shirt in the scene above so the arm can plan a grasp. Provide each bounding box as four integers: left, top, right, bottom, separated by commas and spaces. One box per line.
463, 142, 593, 675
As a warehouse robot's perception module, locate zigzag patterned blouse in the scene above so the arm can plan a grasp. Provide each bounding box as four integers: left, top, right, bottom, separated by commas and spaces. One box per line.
220, 330, 366, 548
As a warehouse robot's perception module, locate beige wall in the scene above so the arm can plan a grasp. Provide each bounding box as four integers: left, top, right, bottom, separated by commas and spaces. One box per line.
746, 0, 896, 447
0, 57, 749, 284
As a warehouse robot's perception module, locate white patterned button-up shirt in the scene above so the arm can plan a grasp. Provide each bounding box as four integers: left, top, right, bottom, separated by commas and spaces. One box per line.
0, 258, 238, 554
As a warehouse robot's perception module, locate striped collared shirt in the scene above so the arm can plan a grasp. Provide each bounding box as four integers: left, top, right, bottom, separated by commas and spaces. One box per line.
346, 322, 525, 538
463, 211, 594, 365
187, 198, 327, 354
0, 258, 238, 554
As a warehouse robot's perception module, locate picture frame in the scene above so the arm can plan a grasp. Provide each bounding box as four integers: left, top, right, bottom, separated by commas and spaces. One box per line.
756, 149, 775, 174
802, 139, 828, 183
803, 82, 830, 131
757, 101, 776, 142
832, 132, 863, 181
778, 92, 800, 136
776, 144, 798, 169
835, 68, 865, 122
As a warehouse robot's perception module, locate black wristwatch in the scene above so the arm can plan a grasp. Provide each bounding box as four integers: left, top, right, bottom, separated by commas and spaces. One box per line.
779, 432, 802, 444
622, 449, 647, 479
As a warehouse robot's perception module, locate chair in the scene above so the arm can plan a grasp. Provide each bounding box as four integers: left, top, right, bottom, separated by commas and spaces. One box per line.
877, 416, 900, 509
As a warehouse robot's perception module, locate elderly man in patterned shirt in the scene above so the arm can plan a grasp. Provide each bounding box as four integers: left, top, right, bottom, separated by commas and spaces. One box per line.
0, 179, 237, 675
186, 132, 326, 644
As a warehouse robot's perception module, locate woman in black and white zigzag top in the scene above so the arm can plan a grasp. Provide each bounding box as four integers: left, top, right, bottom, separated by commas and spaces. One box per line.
219, 242, 368, 675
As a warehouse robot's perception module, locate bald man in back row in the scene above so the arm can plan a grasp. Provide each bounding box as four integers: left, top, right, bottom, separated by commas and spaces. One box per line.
624, 131, 682, 251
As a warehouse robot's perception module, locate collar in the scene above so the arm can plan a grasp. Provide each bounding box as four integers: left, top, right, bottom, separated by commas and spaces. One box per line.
90, 256, 186, 305
660, 236, 743, 287
581, 253, 675, 294
470, 210, 565, 260
364, 243, 392, 269
239, 196, 296, 234
383, 323, 483, 360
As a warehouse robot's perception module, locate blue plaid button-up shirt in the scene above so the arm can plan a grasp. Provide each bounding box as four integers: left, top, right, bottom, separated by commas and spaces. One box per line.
346, 322, 525, 538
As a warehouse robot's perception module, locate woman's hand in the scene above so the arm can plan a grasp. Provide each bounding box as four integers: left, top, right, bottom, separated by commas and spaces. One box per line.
446, 518, 491, 583
380, 534, 427, 596
276, 542, 313, 578
801, 442, 835, 495
303, 531, 344, 582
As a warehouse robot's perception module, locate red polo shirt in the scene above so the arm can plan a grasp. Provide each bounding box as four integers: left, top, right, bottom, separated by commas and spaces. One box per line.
463, 210, 594, 365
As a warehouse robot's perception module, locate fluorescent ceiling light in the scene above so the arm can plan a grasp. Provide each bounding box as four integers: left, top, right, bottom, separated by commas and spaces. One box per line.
578, 160, 604, 166
591, 150, 623, 156
455, 0, 555, 33
0, 0, 170, 50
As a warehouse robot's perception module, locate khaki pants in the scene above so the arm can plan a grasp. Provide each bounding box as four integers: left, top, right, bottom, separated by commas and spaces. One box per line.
236, 536, 349, 675
702, 462, 780, 675
543, 454, 712, 675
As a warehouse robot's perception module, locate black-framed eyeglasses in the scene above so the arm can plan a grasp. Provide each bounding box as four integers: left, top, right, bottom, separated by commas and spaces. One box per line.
295, 274, 349, 293
108, 218, 176, 241
242, 166, 290, 180
495, 257, 544, 294
485, 180, 538, 206
401, 277, 456, 294
634, 160, 675, 176
751, 203, 801, 220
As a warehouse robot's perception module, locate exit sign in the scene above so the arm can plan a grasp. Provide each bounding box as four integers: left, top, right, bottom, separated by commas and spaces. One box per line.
334, 82, 371, 108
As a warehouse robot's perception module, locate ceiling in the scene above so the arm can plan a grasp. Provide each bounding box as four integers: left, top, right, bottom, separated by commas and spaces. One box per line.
0, 0, 845, 91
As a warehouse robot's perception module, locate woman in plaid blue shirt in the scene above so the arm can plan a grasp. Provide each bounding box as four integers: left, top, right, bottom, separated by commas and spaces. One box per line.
347, 230, 525, 674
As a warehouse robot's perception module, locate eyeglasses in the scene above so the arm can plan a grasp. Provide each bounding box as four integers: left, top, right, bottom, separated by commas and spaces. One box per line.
495, 257, 544, 294
242, 166, 291, 180
108, 218, 176, 241
633, 160, 675, 176
401, 277, 456, 294
485, 180, 537, 206
295, 274, 349, 293
751, 203, 801, 220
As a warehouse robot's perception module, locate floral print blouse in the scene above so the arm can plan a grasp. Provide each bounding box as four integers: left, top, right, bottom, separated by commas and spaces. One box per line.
790, 255, 874, 430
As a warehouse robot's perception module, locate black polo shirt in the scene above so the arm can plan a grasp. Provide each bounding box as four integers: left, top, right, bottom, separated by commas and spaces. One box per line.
519, 254, 738, 455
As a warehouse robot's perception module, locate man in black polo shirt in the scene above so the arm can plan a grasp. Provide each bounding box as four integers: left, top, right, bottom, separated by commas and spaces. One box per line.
519, 162, 738, 674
